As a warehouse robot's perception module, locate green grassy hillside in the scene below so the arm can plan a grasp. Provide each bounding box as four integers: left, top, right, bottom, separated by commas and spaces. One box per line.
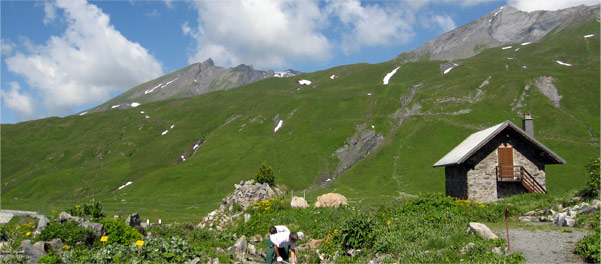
2, 20, 598, 221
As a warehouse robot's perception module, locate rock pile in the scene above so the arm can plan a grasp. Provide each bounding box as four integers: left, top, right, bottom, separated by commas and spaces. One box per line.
518, 198, 600, 227
197, 180, 283, 231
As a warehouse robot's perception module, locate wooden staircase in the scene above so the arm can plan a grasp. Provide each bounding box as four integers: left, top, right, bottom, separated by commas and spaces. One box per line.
496, 166, 547, 194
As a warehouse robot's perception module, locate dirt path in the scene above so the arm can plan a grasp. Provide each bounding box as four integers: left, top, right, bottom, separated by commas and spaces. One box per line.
493, 227, 588, 263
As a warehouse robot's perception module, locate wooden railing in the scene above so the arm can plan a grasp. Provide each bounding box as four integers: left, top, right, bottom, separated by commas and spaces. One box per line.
496, 166, 547, 194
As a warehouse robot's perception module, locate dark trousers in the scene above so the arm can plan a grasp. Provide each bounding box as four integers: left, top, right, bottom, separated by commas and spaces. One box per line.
265, 239, 290, 264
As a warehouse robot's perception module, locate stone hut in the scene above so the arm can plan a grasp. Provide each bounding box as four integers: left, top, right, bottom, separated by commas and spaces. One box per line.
433, 116, 565, 202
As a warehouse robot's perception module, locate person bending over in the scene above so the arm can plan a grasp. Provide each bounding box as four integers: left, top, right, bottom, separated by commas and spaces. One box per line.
266, 231, 299, 264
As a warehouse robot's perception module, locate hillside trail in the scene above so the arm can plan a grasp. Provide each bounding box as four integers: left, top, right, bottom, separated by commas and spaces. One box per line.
493, 226, 587, 263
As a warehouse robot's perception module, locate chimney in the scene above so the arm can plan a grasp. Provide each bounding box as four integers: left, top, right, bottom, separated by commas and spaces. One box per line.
523, 113, 534, 137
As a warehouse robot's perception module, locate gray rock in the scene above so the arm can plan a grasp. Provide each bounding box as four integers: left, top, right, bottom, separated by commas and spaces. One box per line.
34, 215, 49, 235
460, 243, 475, 254
535, 76, 562, 108
185, 257, 201, 264
468, 222, 498, 240
230, 235, 247, 260
20, 240, 44, 264
33, 241, 45, 252
492, 247, 504, 255
578, 206, 598, 215
57, 211, 85, 224
48, 238, 63, 251
519, 216, 540, 222
126, 213, 141, 227
524, 210, 537, 216
244, 213, 251, 223
81, 221, 104, 236
346, 248, 361, 257
247, 244, 256, 256
331, 124, 384, 182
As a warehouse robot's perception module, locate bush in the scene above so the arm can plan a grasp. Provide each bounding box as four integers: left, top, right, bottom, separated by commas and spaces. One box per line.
99, 218, 143, 245
576, 230, 600, 263
254, 161, 275, 186
337, 211, 376, 250
581, 157, 600, 199
37, 221, 96, 247
66, 198, 105, 220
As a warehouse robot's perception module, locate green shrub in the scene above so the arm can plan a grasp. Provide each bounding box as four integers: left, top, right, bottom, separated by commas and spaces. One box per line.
254, 161, 275, 186
576, 230, 600, 263
37, 221, 96, 247
581, 157, 600, 199
337, 210, 376, 250
39, 248, 63, 263
99, 218, 143, 245
66, 198, 105, 220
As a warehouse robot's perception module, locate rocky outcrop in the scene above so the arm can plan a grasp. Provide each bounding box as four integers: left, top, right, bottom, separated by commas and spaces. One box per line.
20, 240, 44, 264
87, 59, 301, 114
314, 193, 348, 208
197, 180, 283, 231
220, 180, 284, 211
291, 196, 310, 208
395, 5, 599, 63
535, 76, 562, 108
0, 210, 49, 235
332, 124, 384, 181
57, 212, 104, 236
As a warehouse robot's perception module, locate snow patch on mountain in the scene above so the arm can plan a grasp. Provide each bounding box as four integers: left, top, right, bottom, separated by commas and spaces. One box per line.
130, 102, 140, 107
298, 80, 312, 85
274, 120, 284, 133
330, 75, 337, 79
521, 42, 531, 46
584, 34, 595, 38
145, 77, 180, 94
383, 66, 401, 85
556, 60, 572, 66
79, 111, 88, 116
111, 105, 120, 109
118, 181, 133, 190
502, 46, 512, 50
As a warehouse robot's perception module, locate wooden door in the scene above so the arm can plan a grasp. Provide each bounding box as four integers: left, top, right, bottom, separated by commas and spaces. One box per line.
498, 146, 514, 178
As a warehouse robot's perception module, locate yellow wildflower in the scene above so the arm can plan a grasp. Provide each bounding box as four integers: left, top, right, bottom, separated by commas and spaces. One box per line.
387, 221, 391, 226
25, 232, 31, 236
63, 245, 71, 250
75, 205, 81, 208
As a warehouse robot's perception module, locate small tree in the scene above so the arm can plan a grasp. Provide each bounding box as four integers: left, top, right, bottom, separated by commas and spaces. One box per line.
254, 161, 275, 186
582, 157, 600, 199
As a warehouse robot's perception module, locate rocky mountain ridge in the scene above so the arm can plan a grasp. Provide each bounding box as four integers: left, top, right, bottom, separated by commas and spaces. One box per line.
395, 4, 600, 63
85, 59, 300, 114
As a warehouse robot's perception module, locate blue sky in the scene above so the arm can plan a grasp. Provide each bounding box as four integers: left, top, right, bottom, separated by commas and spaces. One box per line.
1, 0, 596, 124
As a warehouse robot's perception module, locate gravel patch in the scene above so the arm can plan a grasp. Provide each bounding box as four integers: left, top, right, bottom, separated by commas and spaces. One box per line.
494, 227, 587, 263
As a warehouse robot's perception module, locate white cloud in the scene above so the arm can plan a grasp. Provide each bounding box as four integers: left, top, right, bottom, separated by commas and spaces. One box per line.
422, 14, 457, 33
42, 0, 57, 25
0, 82, 37, 121
507, 0, 599, 11
326, 0, 415, 54
5, 0, 163, 117
1, 39, 15, 56
186, 0, 332, 69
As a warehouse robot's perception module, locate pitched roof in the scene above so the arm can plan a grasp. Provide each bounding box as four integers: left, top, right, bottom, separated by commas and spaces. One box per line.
433, 120, 566, 167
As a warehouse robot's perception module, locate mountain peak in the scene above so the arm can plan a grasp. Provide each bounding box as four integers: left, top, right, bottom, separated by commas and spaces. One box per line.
201, 58, 215, 68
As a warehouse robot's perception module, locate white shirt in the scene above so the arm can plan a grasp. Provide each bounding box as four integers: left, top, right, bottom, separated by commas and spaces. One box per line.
270, 232, 295, 249
274, 225, 290, 233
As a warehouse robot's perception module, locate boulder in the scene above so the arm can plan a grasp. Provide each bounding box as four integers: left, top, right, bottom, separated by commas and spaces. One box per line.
35, 215, 49, 234
577, 206, 598, 215
491, 247, 504, 255
460, 243, 475, 254
33, 241, 45, 252
47, 238, 63, 252
81, 221, 104, 236
126, 213, 142, 227
247, 244, 256, 256
314, 193, 348, 208
519, 216, 540, 222
57, 211, 85, 223
467, 222, 498, 240
291, 196, 309, 208
20, 240, 44, 264
228, 235, 247, 260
